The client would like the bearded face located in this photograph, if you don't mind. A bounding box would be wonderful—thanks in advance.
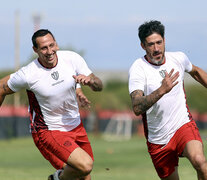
[141,33,165,65]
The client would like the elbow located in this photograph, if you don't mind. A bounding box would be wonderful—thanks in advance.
[134,111,141,117]
[132,106,142,116]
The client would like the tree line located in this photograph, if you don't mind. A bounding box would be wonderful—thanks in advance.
[1,70,206,113]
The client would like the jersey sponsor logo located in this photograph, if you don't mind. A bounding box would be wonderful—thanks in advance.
[159,70,167,78]
[63,140,72,147]
[51,71,59,80]
[52,80,64,86]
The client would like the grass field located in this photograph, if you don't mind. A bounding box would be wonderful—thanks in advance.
[0,132,207,180]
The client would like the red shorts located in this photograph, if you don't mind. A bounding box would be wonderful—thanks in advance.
[32,122,94,170]
[147,120,202,178]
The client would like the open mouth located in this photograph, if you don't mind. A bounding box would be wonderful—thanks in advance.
[153,52,161,56]
[46,54,55,61]
[153,53,162,60]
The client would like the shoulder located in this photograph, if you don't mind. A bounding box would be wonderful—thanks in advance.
[166,51,192,72]
[129,57,147,75]
[19,60,40,76]
[129,57,144,70]
[165,51,188,60]
[57,50,83,60]
[57,50,85,65]
[165,51,190,65]
[7,62,37,91]
[10,59,44,84]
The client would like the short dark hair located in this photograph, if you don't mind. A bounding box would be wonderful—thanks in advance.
[32,29,55,48]
[138,20,165,44]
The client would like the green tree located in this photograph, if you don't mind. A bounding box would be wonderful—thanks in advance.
[185,84,207,113]
[81,80,131,111]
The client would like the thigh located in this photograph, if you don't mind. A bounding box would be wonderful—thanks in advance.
[75,123,94,161]
[161,167,179,180]
[183,140,205,162]
[68,147,93,169]
[37,130,79,165]
[77,141,94,161]
[176,120,203,157]
[32,132,64,169]
[147,141,178,179]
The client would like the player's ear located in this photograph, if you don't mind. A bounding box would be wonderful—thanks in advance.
[56,43,60,51]
[141,42,146,50]
[33,46,38,53]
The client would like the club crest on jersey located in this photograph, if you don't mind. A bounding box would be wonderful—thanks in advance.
[159,70,167,78]
[51,71,59,80]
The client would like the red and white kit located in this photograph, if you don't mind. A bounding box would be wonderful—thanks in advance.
[129,51,193,145]
[8,50,92,133]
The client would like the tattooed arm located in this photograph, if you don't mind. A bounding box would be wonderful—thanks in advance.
[73,73,103,91]
[88,73,103,91]
[0,75,15,106]
[130,89,164,116]
[130,69,180,116]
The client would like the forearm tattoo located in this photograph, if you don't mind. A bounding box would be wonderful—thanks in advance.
[131,89,163,116]
[90,74,103,91]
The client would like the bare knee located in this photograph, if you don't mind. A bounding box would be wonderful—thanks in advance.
[66,148,93,177]
[63,158,93,179]
[191,154,207,171]
[78,158,93,176]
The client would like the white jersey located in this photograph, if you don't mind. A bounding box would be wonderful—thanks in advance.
[129,51,193,144]
[8,50,92,132]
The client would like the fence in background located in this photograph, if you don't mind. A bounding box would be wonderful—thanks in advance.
[0,106,207,139]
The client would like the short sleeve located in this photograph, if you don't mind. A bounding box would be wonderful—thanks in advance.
[73,52,92,76]
[128,60,146,94]
[179,52,192,72]
[7,67,28,92]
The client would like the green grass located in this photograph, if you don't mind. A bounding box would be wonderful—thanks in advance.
[0,132,207,180]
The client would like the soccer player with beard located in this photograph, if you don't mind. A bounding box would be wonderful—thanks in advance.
[129,20,207,180]
[0,29,103,180]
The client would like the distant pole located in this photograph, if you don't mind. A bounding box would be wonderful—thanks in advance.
[32,13,42,32]
[14,10,20,107]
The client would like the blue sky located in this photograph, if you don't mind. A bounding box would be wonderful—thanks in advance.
[1,0,207,71]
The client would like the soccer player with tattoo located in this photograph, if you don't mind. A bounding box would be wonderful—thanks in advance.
[129,20,207,180]
[0,29,103,180]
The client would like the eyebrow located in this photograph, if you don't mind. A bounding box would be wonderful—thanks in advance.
[147,40,163,45]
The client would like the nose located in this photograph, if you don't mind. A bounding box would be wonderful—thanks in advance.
[47,47,53,54]
[154,44,159,51]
